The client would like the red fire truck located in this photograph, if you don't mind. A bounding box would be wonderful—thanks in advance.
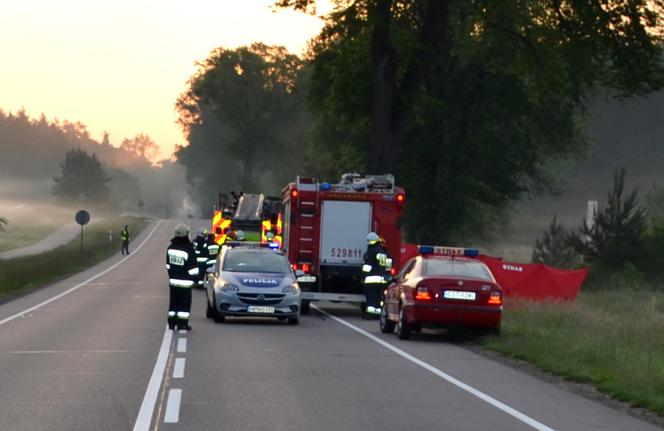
[281,174,405,313]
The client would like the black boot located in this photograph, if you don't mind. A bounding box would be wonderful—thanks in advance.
[167,316,176,330]
[177,319,192,331]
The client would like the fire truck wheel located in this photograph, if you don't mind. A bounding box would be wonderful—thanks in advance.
[300,300,311,314]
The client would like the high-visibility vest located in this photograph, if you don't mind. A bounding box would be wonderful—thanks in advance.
[211,211,232,245]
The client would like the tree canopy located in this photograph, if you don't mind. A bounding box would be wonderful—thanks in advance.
[52,149,111,205]
[278,0,664,242]
[175,43,308,205]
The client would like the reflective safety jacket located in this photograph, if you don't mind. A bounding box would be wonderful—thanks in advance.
[361,243,393,284]
[166,236,199,288]
[121,228,130,242]
[205,233,220,266]
[193,234,209,264]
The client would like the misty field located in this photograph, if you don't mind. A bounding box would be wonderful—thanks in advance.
[0,201,72,252]
[482,289,664,415]
[0,216,148,301]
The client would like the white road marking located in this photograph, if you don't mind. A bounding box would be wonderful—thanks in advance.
[164,389,182,423]
[312,304,556,431]
[177,338,187,353]
[7,350,132,354]
[132,328,173,431]
[0,221,162,327]
[173,358,186,378]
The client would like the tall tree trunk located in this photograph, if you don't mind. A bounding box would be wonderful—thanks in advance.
[367,0,452,175]
[367,0,397,175]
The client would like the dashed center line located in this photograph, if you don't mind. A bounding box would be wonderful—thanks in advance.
[177,338,187,353]
[164,389,182,423]
[173,358,186,378]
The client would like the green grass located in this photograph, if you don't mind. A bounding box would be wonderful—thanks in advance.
[481,289,664,415]
[244,230,261,242]
[0,216,149,301]
[0,224,58,252]
[0,204,73,252]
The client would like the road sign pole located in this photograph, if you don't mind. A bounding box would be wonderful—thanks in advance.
[75,210,90,255]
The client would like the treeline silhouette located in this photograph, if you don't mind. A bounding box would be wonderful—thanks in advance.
[0,109,186,215]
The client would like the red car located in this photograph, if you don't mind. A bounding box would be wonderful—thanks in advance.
[380,246,502,339]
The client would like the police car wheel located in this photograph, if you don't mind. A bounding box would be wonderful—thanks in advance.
[300,300,310,315]
[211,293,225,323]
[206,300,214,319]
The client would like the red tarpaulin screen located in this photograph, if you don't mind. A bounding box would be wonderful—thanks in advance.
[400,244,588,301]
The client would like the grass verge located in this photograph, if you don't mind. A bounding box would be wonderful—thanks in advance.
[480,289,664,416]
[0,204,72,252]
[0,216,149,301]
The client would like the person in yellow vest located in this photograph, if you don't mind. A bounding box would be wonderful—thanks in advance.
[121,225,130,255]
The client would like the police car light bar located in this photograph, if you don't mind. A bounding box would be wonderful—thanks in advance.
[418,245,479,257]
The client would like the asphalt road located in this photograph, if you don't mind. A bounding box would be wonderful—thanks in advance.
[0,220,660,431]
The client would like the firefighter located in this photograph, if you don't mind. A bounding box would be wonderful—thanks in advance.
[205,232,220,268]
[361,232,392,318]
[121,224,130,255]
[166,223,198,330]
[192,228,209,287]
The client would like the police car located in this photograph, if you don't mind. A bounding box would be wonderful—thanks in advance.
[205,242,301,324]
[380,246,502,339]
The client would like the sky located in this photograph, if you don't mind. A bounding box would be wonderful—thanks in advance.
[0,0,330,159]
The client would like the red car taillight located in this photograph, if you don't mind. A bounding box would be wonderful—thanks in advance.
[488,291,502,305]
[414,286,431,301]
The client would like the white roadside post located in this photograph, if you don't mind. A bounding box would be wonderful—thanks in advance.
[585,200,598,243]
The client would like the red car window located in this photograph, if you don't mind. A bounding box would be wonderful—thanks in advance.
[424,259,494,281]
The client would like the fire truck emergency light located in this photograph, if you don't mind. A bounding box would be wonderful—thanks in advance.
[418,245,479,257]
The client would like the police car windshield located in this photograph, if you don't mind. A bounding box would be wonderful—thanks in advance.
[424,259,494,281]
[222,250,289,273]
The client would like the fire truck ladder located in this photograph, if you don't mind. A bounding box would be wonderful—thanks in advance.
[295,177,318,265]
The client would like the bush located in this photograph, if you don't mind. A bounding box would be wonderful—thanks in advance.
[568,169,647,277]
[532,215,578,268]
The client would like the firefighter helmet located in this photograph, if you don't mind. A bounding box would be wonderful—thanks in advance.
[366,232,379,245]
[197,227,208,236]
[174,223,190,238]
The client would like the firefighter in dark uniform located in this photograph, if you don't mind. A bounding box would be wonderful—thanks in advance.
[121,225,130,255]
[361,232,393,318]
[193,228,209,287]
[205,232,220,269]
[166,223,198,330]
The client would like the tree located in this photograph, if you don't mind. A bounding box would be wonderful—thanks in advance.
[175,43,307,192]
[52,149,111,205]
[0,217,7,232]
[568,169,647,272]
[120,133,160,162]
[532,215,577,268]
[278,0,664,242]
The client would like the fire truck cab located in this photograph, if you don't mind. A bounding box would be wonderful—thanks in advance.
[281,174,405,313]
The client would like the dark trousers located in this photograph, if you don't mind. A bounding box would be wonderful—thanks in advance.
[121,240,129,255]
[363,282,386,308]
[168,286,192,329]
